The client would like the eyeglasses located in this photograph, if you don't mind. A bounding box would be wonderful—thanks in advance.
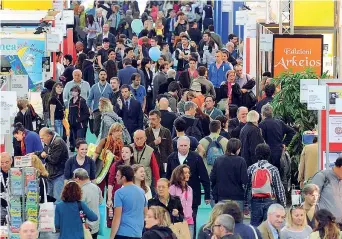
[290,204,303,211]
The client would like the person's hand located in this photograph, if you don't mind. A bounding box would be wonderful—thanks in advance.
[107,199,113,208]
[282,144,286,151]
[172,209,179,217]
[41,152,47,159]
[205,200,210,205]
[117,98,123,110]
[300,181,304,189]
[154,137,162,145]
[241,89,248,93]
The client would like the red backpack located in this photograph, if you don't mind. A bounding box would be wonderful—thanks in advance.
[251,163,273,198]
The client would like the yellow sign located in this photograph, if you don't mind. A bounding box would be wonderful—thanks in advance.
[2,0,52,10]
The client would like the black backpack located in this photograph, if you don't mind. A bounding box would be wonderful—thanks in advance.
[185,119,203,141]
[152,229,178,239]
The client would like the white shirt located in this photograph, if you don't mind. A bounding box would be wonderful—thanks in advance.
[152,127,161,140]
[178,152,188,165]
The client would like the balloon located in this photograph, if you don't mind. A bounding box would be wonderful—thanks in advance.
[149,47,161,61]
[131,19,144,34]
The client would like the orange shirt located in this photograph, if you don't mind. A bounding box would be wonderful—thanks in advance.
[192,95,205,108]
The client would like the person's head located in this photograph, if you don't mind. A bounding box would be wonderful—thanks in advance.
[204,95,215,110]
[102,23,109,33]
[102,38,110,49]
[51,82,63,97]
[13,123,26,141]
[181,35,190,46]
[177,136,190,156]
[169,9,176,18]
[70,85,81,99]
[130,73,141,88]
[180,88,189,101]
[203,202,229,230]
[76,53,87,67]
[125,47,134,59]
[188,58,197,70]
[158,98,169,110]
[184,101,197,116]
[120,84,131,100]
[216,115,228,130]
[209,120,221,134]
[170,164,191,190]
[215,51,223,63]
[314,209,340,238]
[173,118,186,133]
[87,50,96,60]
[73,168,90,185]
[145,206,171,229]
[132,164,148,192]
[221,50,229,62]
[267,204,286,229]
[303,184,320,207]
[160,63,169,73]
[141,57,151,69]
[61,180,82,202]
[234,64,243,78]
[286,205,307,228]
[156,178,170,198]
[110,77,120,91]
[226,42,234,53]
[75,42,84,53]
[116,165,134,185]
[226,70,236,83]
[19,221,38,239]
[255,143,271,162]
[0,152,12,173]
[229,34,238,46]
[226,138,242,155]
[203,31,211,42]
[123,58,132,67]
[132,35,138,45]
[237,107,248,123]
[222,201,243,223]
[98,97,113,113]
[98,69,107,82]
[72,69,82,83]
[167,69,176,80]
[213,214,235,238]
[108,123,123,141]
[246,110,259,125]
[177,11,185,21]
[261,103,273,120]
[134,129,146,147]
[108,48,116,61]
[149,110,161,129]
[265,83,276,97]
[167,81,180,96]
[39,127,55,145]
[198,66,207,77]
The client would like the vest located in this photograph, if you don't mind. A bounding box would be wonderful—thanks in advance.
[131,144,154,186]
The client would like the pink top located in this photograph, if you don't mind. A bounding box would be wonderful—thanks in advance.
[169,185,194,225]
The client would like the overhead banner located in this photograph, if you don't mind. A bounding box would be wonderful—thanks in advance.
[272,35,323,78]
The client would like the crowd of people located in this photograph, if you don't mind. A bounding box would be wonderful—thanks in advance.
[1,1,342,239]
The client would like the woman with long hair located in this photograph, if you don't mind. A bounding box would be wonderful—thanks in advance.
[55,181,97,239]
[12,122,43,156]
[85,14,100,50]
[49,82,65,136]
[195,107,210,136]
[310,209,342,239]
[143,206,176,239]
[105,60,118,82]
[132,164,152,200]
[75,53,87,70]
[169,164,194,238]
[281,205,312,239]
[106,145,135,227]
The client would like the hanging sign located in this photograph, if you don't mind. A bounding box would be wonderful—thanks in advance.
[62,10,74,25]
[260,34,273,52]
[235,11,247,25]
[222,0,233,12]
[300,79,318,103]
[307,85,327,110]
[46,33,60,52]
[14,156,32,168]
[11,75,29,99]
[0,91,17,116]
[0,108,11,135]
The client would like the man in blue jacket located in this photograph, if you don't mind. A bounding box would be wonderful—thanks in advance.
[208,50,231,98]
[118,58,145,86]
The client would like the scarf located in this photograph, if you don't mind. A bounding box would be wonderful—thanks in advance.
[227,82,232,104]
[188,68,198,82]
[20,131,26,156]
[101,136,124,166]
[135,144,145,151]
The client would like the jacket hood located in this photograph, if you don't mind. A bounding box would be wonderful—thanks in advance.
[103,111,120,120]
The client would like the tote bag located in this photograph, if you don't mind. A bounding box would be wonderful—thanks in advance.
[38,179,55,232]
[169,221,191,239]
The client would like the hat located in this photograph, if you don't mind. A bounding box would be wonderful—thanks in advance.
[190,82,201,92]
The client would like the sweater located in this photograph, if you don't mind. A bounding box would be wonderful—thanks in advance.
[87,82,113,111]
[169,185,194,224]
[64,155,96,180]
[208,62,231,88]
[23,130,43,154]
[55,201,98,239]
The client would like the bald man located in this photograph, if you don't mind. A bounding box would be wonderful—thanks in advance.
[1,152,12,224]
[19,221,38,239]
[130,130,160,187]
[63,69,91,107]
[159,98,177,133]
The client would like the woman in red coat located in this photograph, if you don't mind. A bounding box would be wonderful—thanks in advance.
[105,145,135,227]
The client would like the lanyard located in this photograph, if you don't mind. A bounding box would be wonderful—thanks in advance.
[97,82,108,96]
[136,146,146,164]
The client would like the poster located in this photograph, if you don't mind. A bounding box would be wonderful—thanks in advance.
[222,0,233,12]
[329,116,342,143]
[300,79,318,103]
[11,75,29,99]
[0,108,11,135]
[0,91,17,116]
[46,33,61,52]
[307,85,327,110]
[272,35,323,77]
[323,152,342,168]
[329,86,342,109]
[235,11,247,25]
[14,156,32,168]
[336,98,342,112]
[42,57,50,73]
[260,34,273,52]
[0,75,9,89]
[245,23,256,38]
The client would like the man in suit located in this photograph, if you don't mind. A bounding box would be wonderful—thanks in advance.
[228,106,248,138]
[115,84,143,138]
[166,136,210,238]
[96,24,116,49]
[118,58,145,86]
[145,110,173,177]
[95,9,105,30]
[258,204,285,239]
[165,9,177,52]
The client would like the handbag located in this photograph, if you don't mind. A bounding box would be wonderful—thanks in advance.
[38,179,56,232]
[77,201,93,239]
[169,221,191,239]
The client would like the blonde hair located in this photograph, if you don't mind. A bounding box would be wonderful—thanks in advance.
[31,155,49,177]
[226,70,236,79]
[17,99,29,110]
[203,203,228,230]
[108,122,123,135]
[286,206,308,229]
[157,178,170,187]
[99,98,113,113]
[149,206,171,227]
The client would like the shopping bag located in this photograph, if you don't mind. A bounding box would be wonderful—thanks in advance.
[95,150,114,184]
[169,221,191,239]
[83,224,93,239]
[38,179,55,232]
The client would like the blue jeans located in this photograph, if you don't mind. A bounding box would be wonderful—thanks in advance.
[70,126,87,149]
[250,198,275,226]
[54,119,63,137]
[47,174,65,203]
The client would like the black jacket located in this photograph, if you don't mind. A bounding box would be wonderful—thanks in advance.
[239,122,264,167]
[36,135,69,179]
[178,70,192,89]
[255,96,273,114]
[228,118,246,139]
[188,28,202,45]
[143,225,176,239]
[96,32,116,49]
[174,43,197,72]
[82,60,95,86]
[14,108,36,131]
[61,65,75,86]
[115,98,143,136]
[160,110,177,134]
[210,155,248,201]
[148,196,184,223]
[166,151,210,206]
[142,68,154,96]
[219,82,242,106]
[68,97,90,129]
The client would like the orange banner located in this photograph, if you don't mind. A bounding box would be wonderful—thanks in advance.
[272,35,323,77]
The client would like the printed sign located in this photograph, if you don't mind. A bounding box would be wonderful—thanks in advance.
[235,11,247,25]
[14,156,32,168]
[300,79,318,103]
[11,75,29,99]
[329,116,342,143]
[0,108,11,135]
[46,33,60,52]
[222,0,233,12]
[0,91,17,116]
[307,85,327,110]
[272,35,323,77]
[260,34,273,52]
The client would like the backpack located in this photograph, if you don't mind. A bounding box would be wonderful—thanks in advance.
[251,162,273,198]
[280,150,291,192]
[152,229,178,239]
[185,119,203,141]
[205,136,224,165]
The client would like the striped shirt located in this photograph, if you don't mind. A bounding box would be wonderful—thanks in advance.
[245,160,286,207]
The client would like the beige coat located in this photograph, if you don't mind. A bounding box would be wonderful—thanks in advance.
[258,221,279,239]
[298,143,319,183]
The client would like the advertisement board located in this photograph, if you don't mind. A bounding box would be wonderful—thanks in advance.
[272,35,323,78]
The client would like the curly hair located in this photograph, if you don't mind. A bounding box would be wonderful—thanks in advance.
[61,181,82,202]
[170,164,190,192]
